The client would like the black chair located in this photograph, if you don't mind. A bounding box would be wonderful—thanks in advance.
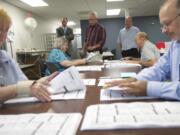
[39,60,59,76]
[45,62,59,74]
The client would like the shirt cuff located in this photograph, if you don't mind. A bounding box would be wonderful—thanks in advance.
[16,81,34,97]
[147,81,161,97]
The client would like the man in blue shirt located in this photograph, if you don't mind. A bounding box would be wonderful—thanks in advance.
[106,0,180,100]
[117,17,140,58]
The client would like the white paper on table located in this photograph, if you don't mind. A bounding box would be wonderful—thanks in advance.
[81,102,180,131]
[0,113,82,135]
[120,72,136,78]
[100,89,158,101]
[48,66,86,94]
[98,78,122,86]
[75,66,103,71]
[105,62,141,69]
[83,79,96,86]
[103,60,122,63]
[5,89,86,104]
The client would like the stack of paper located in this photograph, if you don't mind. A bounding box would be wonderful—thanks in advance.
[76,66,103,71]
[105,63,141,69]
[0,113,82,135]
[5,66,87,104]
[48,66,85,94]
[100,88,157,101]
[98,78,122,86]
[83,79,96,86]
[103,60,122,63]
[5,89,86,104]
[81,102,180,130]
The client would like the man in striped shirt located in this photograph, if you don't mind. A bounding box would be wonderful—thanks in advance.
[83,11,106,54]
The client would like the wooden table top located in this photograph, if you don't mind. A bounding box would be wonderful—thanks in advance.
[1,64,180,135]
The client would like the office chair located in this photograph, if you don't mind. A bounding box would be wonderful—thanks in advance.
[45,62,59,74]
[39,59,59,76]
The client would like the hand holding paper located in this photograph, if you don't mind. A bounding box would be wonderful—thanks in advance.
[47,66,86,94]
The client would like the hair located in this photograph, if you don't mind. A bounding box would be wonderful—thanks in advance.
[0,8,11,31]
[61,17,68,21]
[88,11,98,18]
[53,37,68,49]
[136,32,149,40]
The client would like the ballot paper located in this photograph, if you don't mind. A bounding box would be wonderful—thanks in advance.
[98,78,122,86]
[0,113,82,135]
[103,60,122,63]
[81,102,180,130]
[83,79,96,86]
[48,66,86,94]
[5,89,86,104]
[105,62,141,69]
[120,72,136,78]
[75,66,103,71]
[100,88,157,101]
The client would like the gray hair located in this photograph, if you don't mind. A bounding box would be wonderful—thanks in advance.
[88,11,98,18]
[53,37,68,49]
[136,32,149,40]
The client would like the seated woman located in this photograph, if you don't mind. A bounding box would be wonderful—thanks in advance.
[47,37,87,73]
[0,8,57,103]
[122,32,160,67]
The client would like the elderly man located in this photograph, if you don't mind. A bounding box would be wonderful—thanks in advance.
[123,32,160,67]
[106,0,180,100]
[56,17,74,57]
[117,17,140,58]
[83,11,106,54]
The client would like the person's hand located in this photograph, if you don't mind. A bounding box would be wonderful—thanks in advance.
[30,81,51,102]
[118,80,147,96]
[87,46,93,51]
[30,72,59,102]
[105,78,147,96]
[105,78,137,88]
[38,71,59,84]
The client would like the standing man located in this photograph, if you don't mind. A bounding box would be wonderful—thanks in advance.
[83,11,106,54]
[106,0,180,100]
[56,17,74,57]
[117,17,140,58]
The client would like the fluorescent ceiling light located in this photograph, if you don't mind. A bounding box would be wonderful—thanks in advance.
[107,0,124,2]
[67,21,76,26]
[107,9,121,16]
[20,0,48,7]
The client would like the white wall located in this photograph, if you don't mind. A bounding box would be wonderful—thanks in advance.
[0,1,53,60]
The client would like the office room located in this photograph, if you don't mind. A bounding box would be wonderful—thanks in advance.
[0,0,180,135]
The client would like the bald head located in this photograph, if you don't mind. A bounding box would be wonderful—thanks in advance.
[88,11,98,26]
[159,0,180,40]
[125,17,133,29]
[160,0,180,13]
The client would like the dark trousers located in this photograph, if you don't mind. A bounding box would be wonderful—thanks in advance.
[122,48,140,58]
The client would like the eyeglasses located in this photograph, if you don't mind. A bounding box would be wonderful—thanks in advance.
[161,14,179,31]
